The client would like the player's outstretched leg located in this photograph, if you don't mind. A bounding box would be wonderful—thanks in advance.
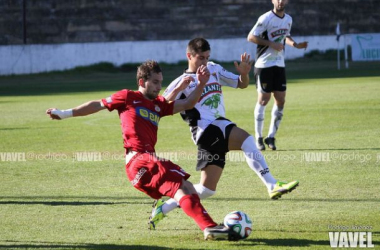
[148,199,166,230]
[179,194,237,241]
[269,180,299,200]
[204,225,240,241]
[148,183,216,229]
[240,135,299,199]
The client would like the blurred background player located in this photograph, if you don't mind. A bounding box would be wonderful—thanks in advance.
[148,38,299,230]
[46,60,239,241]
[247,0,308,150]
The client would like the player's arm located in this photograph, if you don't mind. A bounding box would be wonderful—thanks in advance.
[46,100,106,120]
[172,65,209,114]
[233,52,253,89]
[247,34,284,52]
[286,36,308,49]
[164,76,194,102]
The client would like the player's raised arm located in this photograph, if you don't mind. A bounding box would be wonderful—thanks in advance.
[172,65,210,114]
[234,52,253,89]
[46,100,106,120]
[164,76,194,102]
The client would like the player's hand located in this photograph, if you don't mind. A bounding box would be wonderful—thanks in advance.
[271,42,284,52]
[178,76,195,91]
[46,108,73,120]
[46,108,62,120]
[234,52,253,75]
[196,65,210,85]
[295,41,308,49]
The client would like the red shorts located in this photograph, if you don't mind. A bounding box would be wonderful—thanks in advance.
[126,152,191,199]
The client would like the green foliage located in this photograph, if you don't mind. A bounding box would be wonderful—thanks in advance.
[298,46,352,61]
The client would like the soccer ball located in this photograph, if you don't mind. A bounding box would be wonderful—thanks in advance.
[224,211,253,239]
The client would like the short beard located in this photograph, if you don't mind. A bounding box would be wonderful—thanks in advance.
[146,92,158,100]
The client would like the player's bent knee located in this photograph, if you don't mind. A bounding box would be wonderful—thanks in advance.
[180,180,197,195]
[193,184,216,199]
[259,100,269,106]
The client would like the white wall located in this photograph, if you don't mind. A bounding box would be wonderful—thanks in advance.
[0,35,348,75]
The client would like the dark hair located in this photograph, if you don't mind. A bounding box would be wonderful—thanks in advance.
[136,60,162,86]
[187,38,211,55]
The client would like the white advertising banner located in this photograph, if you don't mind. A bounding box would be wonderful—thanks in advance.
[351,33,380,61]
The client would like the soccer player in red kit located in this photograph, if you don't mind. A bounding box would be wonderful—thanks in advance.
[46,60,239,241]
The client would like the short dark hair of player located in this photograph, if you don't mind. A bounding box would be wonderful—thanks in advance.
[187,38,211,55]
[136,60,162,86]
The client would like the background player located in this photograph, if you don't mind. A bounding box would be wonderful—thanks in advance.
[148,38,299,230]
[46,60,239,241]
[247,0,308,150]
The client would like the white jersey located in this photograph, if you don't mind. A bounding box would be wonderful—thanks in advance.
[249,10,292,68]
[163,61,239,143]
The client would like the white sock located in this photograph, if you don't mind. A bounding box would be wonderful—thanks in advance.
[254,103,266,139]
[193,184,216,199]
[161,184,215,215]
[161,198,179,215]
[241,136,277,191]
[268,104,284,138]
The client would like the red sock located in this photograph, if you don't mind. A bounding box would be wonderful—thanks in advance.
[178,194,217,231]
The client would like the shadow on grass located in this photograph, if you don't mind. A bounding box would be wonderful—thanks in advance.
[2,238,379,249]
[0,241,178,250]
[246,237,369,247]
[0,196,153,206]
[243,237,380,248]
[0,201,136,206]
[1,196,379,204]
[211,197,380,203]
[244,237,331,247]
[0,127,31,131]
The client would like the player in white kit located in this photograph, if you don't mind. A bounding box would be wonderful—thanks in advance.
[247,0,308,150]
[148,38,299,230]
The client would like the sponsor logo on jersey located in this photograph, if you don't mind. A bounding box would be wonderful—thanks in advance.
[199,83,222,102]
[201,94,221,116]
[271,29,288,38]
[136,107,160,126]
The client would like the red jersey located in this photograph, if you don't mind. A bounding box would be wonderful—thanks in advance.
[102,89,174,153]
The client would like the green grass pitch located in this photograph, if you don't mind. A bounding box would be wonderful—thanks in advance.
[0,61,379,249]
